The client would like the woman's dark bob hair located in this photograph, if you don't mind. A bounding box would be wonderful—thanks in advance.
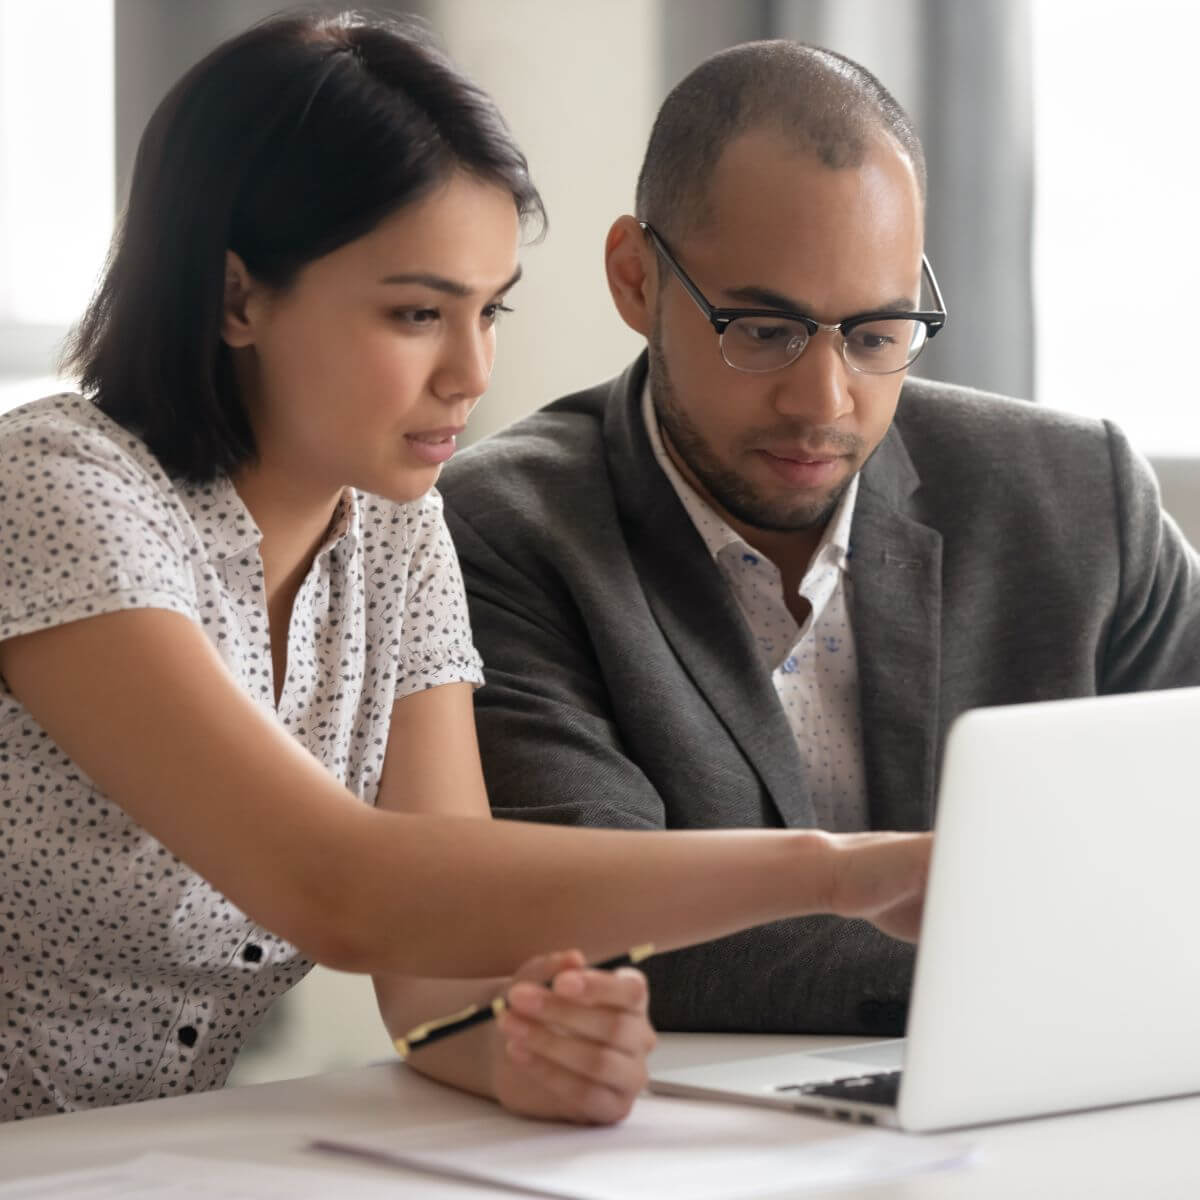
[64,10,545,482]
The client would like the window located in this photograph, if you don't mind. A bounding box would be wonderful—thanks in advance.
[0,0,113,408]
[1032,0,1200,456]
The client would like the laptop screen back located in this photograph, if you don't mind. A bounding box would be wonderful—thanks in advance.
[899,686,1200,1131]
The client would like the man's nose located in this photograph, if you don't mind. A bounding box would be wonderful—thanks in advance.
[768,330,854,424]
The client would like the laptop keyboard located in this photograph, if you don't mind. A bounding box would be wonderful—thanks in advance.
[778,1068,902,1108]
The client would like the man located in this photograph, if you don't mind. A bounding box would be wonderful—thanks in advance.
[439,42,1200,1035]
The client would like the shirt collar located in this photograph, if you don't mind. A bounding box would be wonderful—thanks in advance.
[641,381,858,573]
[322,487,361,559]
[176,476,360,564]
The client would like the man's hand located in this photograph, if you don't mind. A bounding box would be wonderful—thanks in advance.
[826,831,933,942]
[490,949,657,1124]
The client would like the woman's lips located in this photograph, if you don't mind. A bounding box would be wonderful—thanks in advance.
[405,429,461,465]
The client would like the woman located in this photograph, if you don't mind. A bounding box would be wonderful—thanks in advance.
[0,11,930,1123]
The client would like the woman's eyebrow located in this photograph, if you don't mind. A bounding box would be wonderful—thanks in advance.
[378,265,523,297]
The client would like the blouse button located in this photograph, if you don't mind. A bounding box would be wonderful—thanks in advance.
[242,944,263,963]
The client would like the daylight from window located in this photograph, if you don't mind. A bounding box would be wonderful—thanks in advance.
[0,0,113,408]
[1032,0,1200,456]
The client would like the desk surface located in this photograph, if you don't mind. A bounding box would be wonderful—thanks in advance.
[2,1033,1196,1198]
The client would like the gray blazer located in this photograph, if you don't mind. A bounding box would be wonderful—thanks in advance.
[440,354,1200,1035]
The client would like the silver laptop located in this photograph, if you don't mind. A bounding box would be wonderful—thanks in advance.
[651,687,1200,1132]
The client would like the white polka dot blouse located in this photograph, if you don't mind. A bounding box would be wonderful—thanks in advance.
[0,394,483,1120]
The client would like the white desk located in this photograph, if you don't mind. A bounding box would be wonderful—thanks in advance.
[2,1033,1197,1197]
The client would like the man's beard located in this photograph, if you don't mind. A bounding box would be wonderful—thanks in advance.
[647,328,860,534]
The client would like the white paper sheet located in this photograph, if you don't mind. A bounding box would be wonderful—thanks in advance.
[313,1095,974,1200]
[0,1152,402,1200]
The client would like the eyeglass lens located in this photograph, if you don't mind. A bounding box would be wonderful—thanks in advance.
[721,316,928,375]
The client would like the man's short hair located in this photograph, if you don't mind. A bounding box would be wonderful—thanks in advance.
[635,41,926,240]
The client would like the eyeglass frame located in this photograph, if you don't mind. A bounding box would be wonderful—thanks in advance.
[639,221,947,376]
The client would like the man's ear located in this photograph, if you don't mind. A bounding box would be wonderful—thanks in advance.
[221,251,262,348]
[604,216,658,338]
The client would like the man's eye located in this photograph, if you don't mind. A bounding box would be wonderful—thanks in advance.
[730,320,794,344]
[858,332,896,349]
[846,324,903,352]
[748,324,788,342]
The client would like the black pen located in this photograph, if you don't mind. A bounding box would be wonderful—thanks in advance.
[393,943,655,1059]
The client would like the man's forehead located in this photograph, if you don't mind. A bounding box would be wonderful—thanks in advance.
[715,125,873,175]
[703,127,922,225]
[673,131,925,315]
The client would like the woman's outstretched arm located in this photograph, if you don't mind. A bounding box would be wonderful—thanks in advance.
[370,683,656,1123]
[0,607,930,978]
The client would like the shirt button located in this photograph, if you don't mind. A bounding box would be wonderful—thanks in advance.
[242,944,263,963]
[178,1025,198,1047]
[781,656,798,674]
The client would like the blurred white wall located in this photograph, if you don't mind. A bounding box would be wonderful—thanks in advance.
[432,0,655,444]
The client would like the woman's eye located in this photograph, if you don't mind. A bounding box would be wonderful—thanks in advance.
[482,302,515,325]
[390,308,439,326]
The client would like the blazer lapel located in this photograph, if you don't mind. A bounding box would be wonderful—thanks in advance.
[599,357,944,832]
[602,357,816,828]
[851,424,944,830]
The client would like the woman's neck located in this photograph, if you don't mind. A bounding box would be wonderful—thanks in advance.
[232,460,345,707]
[231,461,344,607]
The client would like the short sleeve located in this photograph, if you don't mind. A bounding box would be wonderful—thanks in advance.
[392,489,484,699]
[0,400,200,660]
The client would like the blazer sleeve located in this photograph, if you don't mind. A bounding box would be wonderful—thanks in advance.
[1100,421,1200,691]
[443,500,669,830]
[444,498,915,1036]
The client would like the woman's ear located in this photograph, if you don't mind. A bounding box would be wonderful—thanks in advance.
[220,251,261,348]
[604,216,659,338]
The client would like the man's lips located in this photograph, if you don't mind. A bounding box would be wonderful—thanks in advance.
[758,442,848,464]
[764,450,840,465]
[755,447,847,486]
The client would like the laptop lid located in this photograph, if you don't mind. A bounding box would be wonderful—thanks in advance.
[650,688,1200,1132]
[899,685,1200,1130]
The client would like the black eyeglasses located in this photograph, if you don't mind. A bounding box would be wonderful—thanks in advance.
[640,222,946,376]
